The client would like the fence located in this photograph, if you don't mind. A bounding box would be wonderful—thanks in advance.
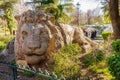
[0,61,17,80]
[0,61,90,80]
[0,61,65,80]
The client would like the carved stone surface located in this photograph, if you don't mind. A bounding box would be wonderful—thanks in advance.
[15,10,97,67]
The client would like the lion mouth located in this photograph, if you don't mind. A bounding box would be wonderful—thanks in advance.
[25,53,46,65]
[25,53,44,56]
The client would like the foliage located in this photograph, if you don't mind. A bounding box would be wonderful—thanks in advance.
[41,0,54,5]
[111,39,120,53]
[0,41,6,52]
[82,49,105,67]
[103,14,111,24]
[34,0,74,24]
[0,0,19,34]
[0,35,14,43]
[101,2,111,24]
[107,55,120,79]
[60,43,81,55]
[44,4,62,20]
[107,39,120,79]
[58,13,73,24]
[102,32,112,40]
[49,43,81,78]
[0,36,14,51]
[88,60,113,79]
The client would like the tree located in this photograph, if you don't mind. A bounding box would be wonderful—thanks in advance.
[101,2,111,24]
[70,10,86,25]
[101,0,120,39]
[70,8,102,25]
[108,0,120,39]
[0,0,19,35]
[86,10,92,24]
[27,0,74,24]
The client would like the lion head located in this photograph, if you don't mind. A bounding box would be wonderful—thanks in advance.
[15,10,64,66]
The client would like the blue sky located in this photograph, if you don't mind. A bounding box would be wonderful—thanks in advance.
[73,0,101,12]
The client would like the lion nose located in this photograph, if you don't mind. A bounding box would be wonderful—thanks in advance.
[28,46,38,51]
[28,41,39,51]
[27,40,40,51]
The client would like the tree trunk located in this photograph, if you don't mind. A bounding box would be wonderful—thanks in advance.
[109,0,120,39]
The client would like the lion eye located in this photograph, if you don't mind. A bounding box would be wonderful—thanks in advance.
[22,31,28,40]
[22,31,28,36]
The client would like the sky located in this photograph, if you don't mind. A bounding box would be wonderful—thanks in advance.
[73,0,101,12]
[23,0,102,13]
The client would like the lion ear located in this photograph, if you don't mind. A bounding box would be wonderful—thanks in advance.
[14,15,20,21]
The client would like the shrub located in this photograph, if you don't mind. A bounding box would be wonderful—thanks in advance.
[82,49,105,66]
[0,41,6,52]
[0,36,14,52]
[0,36,14,43]
[88,60,114,79]
[60,43,81,56]
[107,55,120,79]
[107,39,120,79]
[49,43,81,78]
[102,32,112,40]
[111,39,120,53]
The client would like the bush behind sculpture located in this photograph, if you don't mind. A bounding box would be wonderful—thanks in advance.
[50,43,81,79]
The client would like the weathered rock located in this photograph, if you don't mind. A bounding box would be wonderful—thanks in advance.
[14,10,97,67]
[0,38,15,62]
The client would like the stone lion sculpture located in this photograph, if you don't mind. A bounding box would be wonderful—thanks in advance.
[14,10,96,67]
